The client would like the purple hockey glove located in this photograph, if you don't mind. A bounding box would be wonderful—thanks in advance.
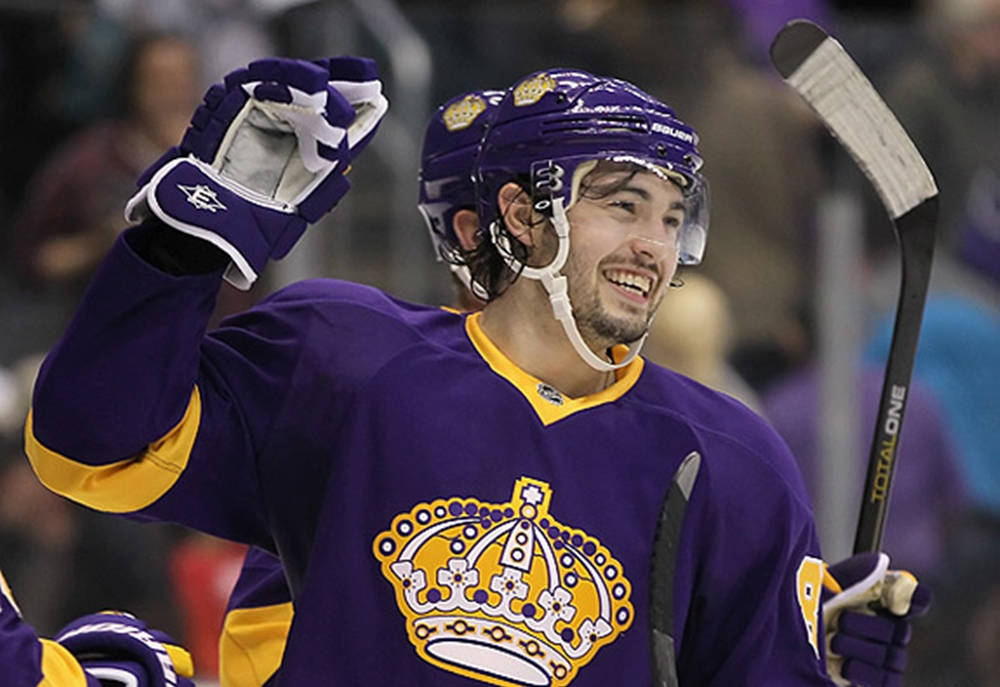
[125,56,388,289]
[55,612,196,687]
[823,552,932,687]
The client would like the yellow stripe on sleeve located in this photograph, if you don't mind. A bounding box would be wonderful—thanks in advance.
[218,602,294,687]
[24,387,202,513]
[36,639,89,687]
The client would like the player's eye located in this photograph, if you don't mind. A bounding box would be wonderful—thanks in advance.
[662,215,684,244]
[609,200,636,213]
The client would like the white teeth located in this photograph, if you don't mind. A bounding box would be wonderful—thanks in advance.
[604,269,652,296]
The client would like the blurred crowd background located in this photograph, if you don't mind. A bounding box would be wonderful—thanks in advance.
[0,0,997,684]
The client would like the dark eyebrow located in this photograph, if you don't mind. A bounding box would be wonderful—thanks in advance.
[616,185,685,211]
[616,185,650,201]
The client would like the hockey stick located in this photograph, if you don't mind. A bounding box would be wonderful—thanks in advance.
[649,451,701,687]
[769,20,938,554]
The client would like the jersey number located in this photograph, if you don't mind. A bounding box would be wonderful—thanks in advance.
[795,556,824,658]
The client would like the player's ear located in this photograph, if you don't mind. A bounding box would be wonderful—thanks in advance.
[496,182,537,246]
[452,209,480,251]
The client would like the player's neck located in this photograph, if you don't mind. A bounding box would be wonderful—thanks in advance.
[479,283,614,398]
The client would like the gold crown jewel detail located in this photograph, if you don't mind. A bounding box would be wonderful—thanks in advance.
[443,95,488,132]
[514,74,557,107]
[373,477,633,687]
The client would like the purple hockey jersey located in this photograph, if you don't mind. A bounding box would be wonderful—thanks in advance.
[218,547,292,687]
[26,230,833,686]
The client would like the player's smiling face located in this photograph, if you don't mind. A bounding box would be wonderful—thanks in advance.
[562,169,684,347]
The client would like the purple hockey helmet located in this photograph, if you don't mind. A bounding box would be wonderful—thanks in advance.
[418,90,505,265]
[475,69,709,266]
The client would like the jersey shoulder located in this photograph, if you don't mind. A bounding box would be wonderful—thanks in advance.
[257,278,449,324]
[214,279,470,383]
[634,361,813,512]
[231,278,467,347]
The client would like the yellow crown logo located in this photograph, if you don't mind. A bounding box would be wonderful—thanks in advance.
[373,477,633,687]
[442,94,488,131]
[513,74,557,107]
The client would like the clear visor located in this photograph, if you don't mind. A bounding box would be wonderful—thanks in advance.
[417,201,454,263]
[677,178,709,266]
[535,155,709,266]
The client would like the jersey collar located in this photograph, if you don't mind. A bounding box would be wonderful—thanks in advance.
[464,311,644,426]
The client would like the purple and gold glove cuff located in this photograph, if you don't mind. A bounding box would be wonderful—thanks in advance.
[127,157,304,290]
[56,613,194,687]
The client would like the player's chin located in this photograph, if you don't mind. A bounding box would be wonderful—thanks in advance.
[593,306,649,345]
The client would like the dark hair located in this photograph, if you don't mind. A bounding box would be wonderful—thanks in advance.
[460,161,650,300]
[460,176,531,301]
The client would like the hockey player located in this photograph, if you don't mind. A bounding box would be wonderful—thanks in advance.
[217,83,928,687]
[25,58,927,685]
[0,566,195,687]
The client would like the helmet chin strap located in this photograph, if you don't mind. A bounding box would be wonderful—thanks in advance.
[489,197,647,372]
[451,264,491,302]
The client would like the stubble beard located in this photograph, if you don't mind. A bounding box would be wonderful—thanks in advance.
[529,224,667,352]
[568,258,662,349]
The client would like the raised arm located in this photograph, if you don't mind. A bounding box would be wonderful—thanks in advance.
[25,57,387,544]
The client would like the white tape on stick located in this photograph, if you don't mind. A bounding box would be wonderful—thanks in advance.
[785,37,938,219]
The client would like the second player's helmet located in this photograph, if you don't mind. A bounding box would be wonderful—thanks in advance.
[473,69,710,371]
[418,90,504,269]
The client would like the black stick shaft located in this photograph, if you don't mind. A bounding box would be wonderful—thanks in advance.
[853,198,937,553]
[650,451,701,687]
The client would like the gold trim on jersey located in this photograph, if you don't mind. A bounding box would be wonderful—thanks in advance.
[38,639,89,687]
[24,387,202,513]
[464,312,644,425]
[796,556,825,659]
[219,602,294,687]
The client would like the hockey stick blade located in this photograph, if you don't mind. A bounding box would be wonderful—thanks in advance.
[649,451,701,687]
[771,20,937,219]
[770,20,939,553]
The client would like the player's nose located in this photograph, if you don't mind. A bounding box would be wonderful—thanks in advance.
[625,230,673,264]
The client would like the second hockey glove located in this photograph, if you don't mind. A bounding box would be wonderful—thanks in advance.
[822,552,932,687]
[55,611,196,687]
[126,56,388,289]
